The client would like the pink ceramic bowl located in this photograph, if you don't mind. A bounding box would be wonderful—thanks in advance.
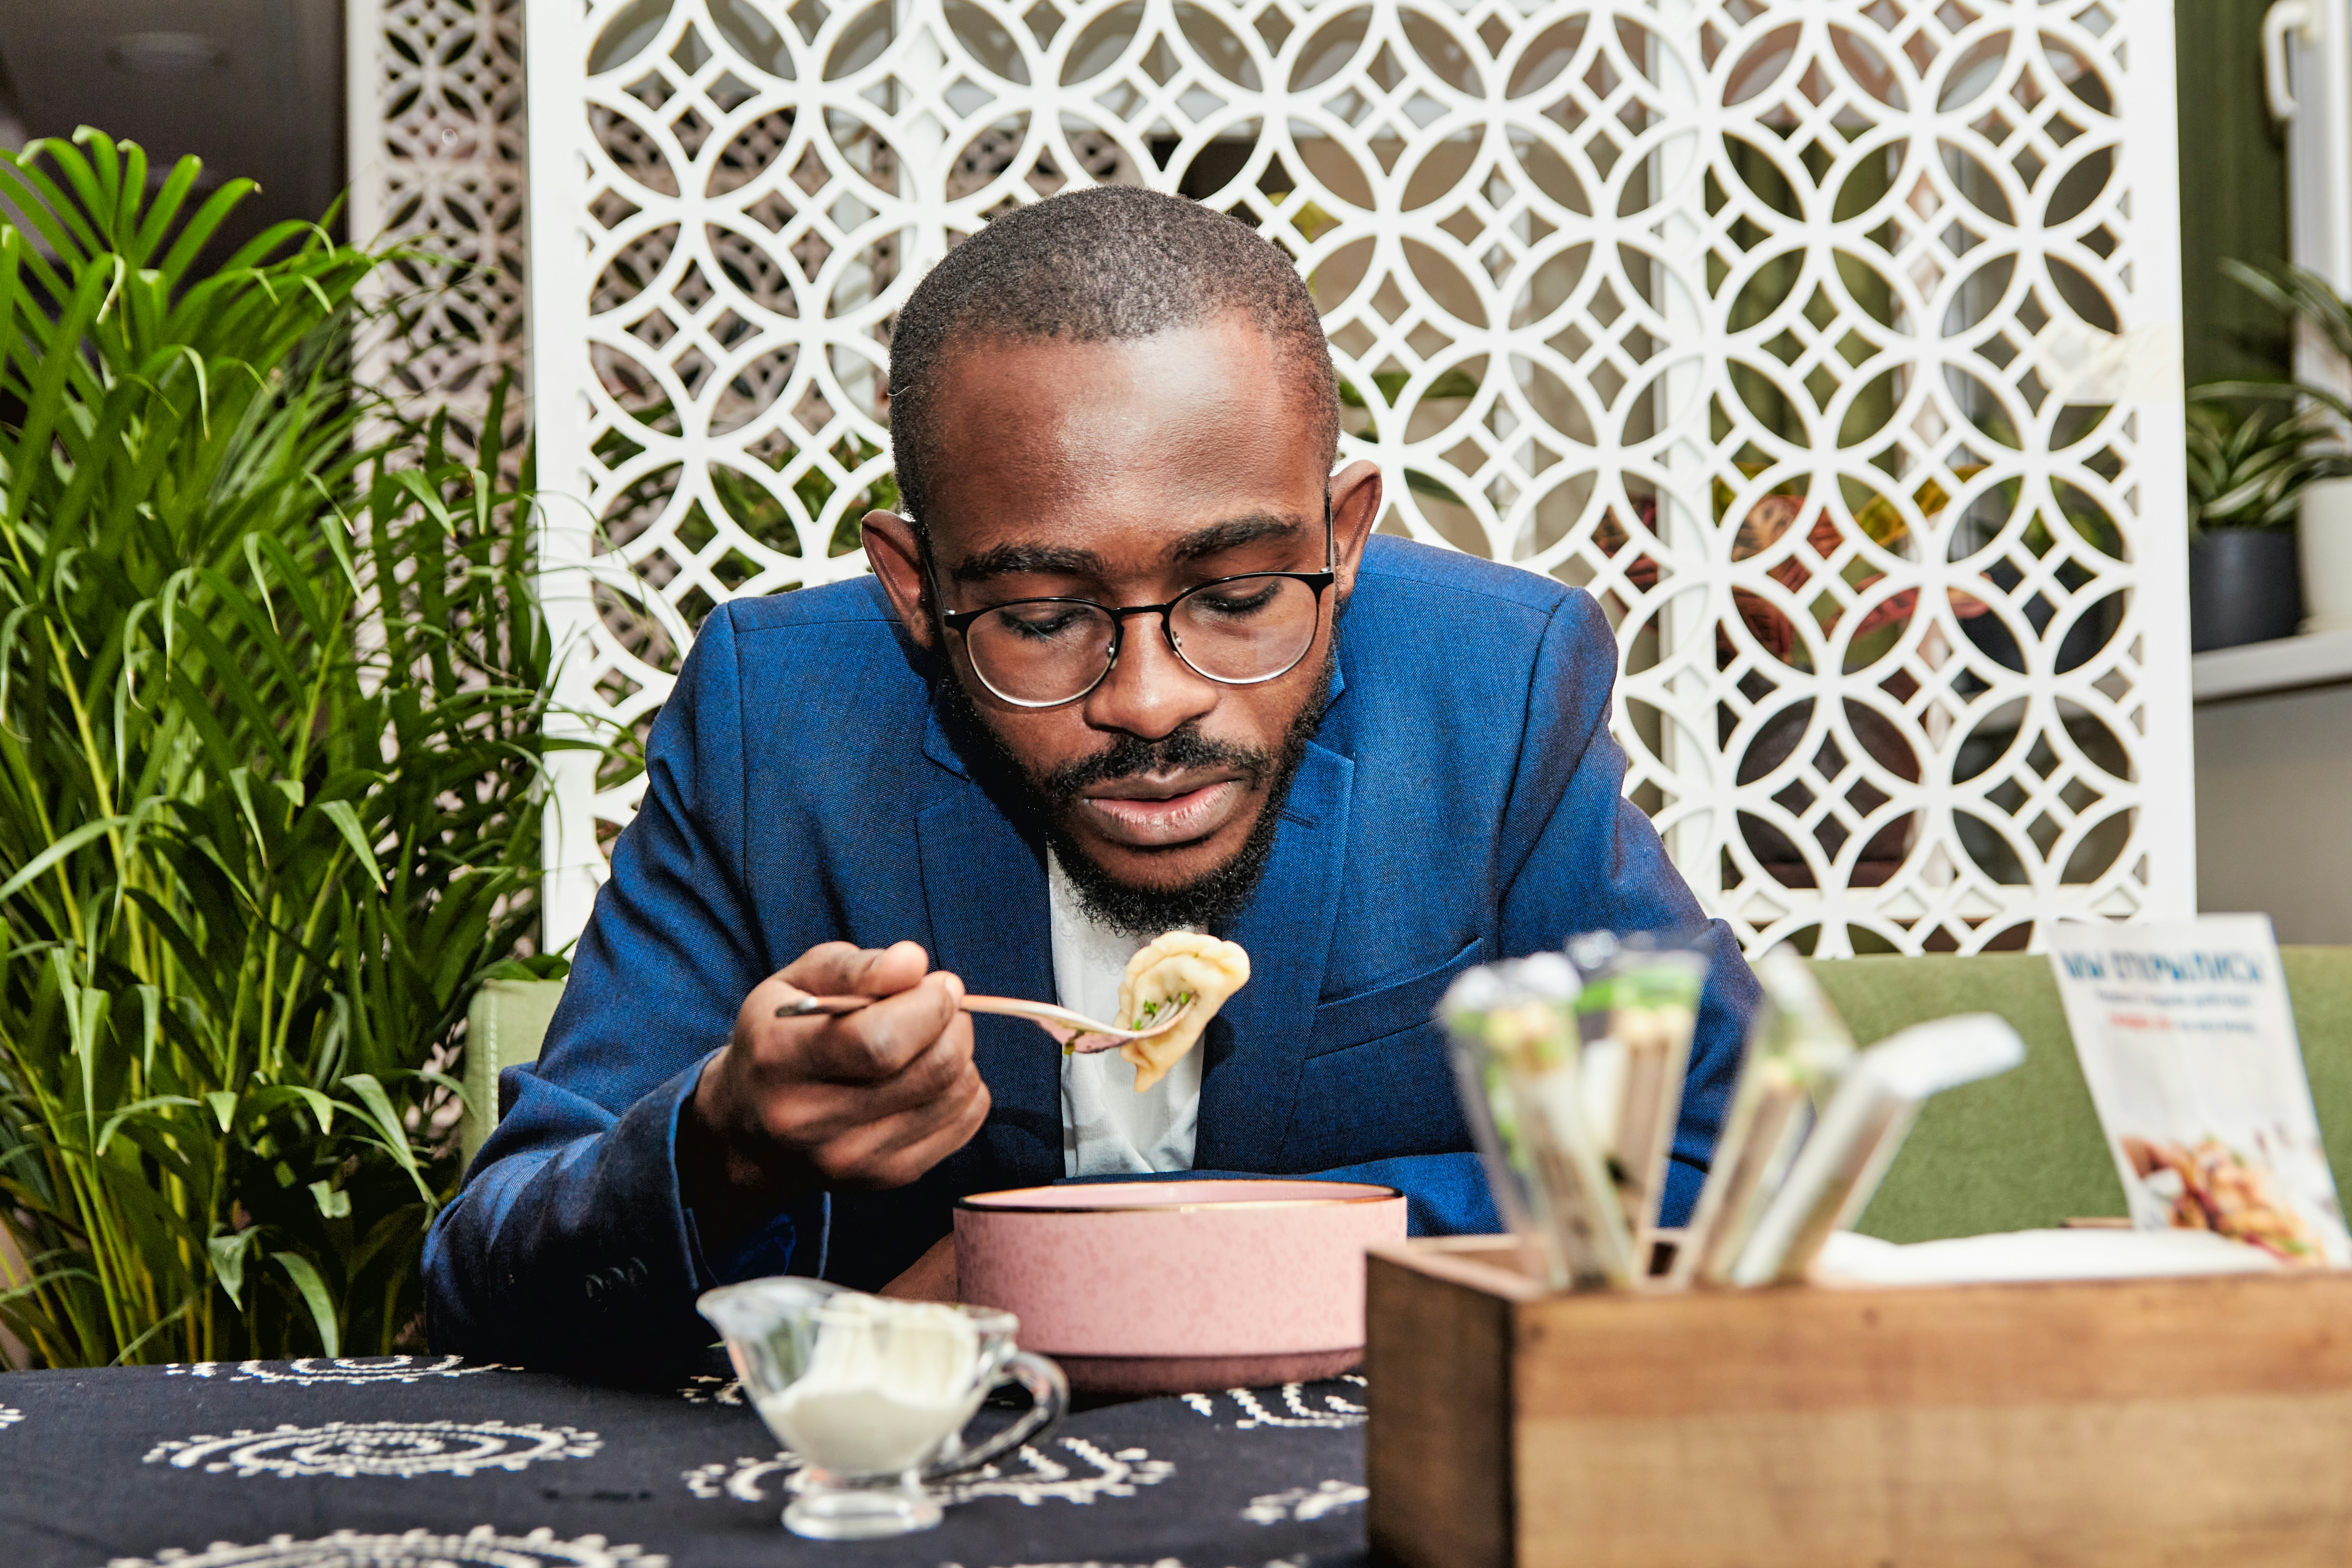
[954,1178,1408,1394]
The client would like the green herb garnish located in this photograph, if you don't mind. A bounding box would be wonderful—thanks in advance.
[1129,992,1195,1028]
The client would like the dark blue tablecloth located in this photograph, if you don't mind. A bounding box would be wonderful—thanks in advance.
[0,1356,1371,1568]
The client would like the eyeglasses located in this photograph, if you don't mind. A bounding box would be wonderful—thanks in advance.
[929,510,1340,716]
[939,569,1336,708]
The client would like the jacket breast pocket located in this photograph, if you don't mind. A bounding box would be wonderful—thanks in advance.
[1278,937,1486,1171]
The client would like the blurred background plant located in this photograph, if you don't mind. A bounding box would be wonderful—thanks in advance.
[2186,258,2352,535]
[2224,257,2352,370]
[0,129,578,1366]
[2184,393,2352,535]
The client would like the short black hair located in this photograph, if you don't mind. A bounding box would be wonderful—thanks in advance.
[886,187,1340,537]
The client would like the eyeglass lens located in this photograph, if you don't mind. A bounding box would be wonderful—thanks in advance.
[963,574,1321,705]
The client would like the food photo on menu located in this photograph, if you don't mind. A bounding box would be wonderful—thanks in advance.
[2049,916,2352,1268]
[16,7,2352,1567]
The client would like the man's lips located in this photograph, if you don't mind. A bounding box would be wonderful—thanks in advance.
[1074,777,1247,848]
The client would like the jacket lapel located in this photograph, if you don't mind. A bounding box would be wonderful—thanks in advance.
[1194,739,1354,1169]
[914,712,1061,1180]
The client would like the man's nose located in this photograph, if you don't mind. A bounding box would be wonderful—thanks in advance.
[1080,613,1218,740]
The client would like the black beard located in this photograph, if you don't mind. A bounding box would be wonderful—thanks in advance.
[931,641,1335,940]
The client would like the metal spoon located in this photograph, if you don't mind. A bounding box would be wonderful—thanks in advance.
[775,991,1195,1051]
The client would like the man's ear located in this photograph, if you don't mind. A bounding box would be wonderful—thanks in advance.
[1327,459,1383,599]
[861,509,936,651]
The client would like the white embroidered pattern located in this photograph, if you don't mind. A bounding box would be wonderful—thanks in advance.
[163,1356,509,1386]
[686,1436,1173,1505]
[1242,1480,1369,1524]
[143,1420,601,1479]
[1181,1378,1367,1430]
[0,1403,21,1429]
[676,1373,744,1404]
[101,1526,661,1568]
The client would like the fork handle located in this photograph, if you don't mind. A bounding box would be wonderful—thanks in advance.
[774,993,1107,1028]
[775,991,1167,1041]
[772,994,878,1017]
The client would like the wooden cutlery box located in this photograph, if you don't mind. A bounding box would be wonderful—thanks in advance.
[1365,1237,2352,1568]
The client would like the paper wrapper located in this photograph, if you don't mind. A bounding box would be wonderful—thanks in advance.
[1567,932,1708,1250]
[1675,950,1856,1288]
[1442,955,1635,1291]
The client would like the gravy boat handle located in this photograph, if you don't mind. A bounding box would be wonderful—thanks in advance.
[924,1349,1067,1479]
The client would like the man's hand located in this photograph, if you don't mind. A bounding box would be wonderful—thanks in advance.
[679,941,991,1247]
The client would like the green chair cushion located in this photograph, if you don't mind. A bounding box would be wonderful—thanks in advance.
[459,977,568,1165]
[1809,947,2352,1243]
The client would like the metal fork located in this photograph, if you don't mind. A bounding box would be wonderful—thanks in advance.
[774,991,1195,1051]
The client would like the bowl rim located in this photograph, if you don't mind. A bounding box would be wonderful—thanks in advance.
[954,1179,1405,1215]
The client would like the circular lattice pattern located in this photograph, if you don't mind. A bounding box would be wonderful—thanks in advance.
[352,0,530,465]
[165,1356,508,1386]
[103,1527,659,1568]
[144,1420,601,1479]
[514,0,2184,960]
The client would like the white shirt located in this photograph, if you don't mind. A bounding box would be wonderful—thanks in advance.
[1048,853,1202,1176]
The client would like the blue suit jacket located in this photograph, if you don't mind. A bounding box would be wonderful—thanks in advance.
[423,537,1759,1371]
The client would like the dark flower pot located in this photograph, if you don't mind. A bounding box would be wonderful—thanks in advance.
[2189,530,2301,652]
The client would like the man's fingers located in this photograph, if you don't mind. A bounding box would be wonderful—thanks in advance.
[815,1014,975,1114]
[711,939,985,1199]
[809,1073,992,1189]
[871,1077,993,1187]
[759,1014,976,1144]
[798,970,965,1082]
[856,940,933,998]
[775,939,932,1001]
[773,941,866,998]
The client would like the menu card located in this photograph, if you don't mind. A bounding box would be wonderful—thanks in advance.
[2047,916,2349,1267]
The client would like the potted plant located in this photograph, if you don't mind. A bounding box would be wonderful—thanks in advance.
[2183,394,2345,651]
[0,132,588,1365]
[2221,260,2352,635]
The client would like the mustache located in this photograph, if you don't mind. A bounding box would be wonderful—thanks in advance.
[1041,725,1278,808]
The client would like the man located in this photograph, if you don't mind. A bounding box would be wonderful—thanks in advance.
[424,188,1759,1372]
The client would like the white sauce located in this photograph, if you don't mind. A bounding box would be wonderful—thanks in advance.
[753,1295,986,1476]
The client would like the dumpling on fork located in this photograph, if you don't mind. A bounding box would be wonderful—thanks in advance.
[1111,932,1250,1093]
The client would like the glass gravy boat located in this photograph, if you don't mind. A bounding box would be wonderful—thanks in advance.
[699,1277,1066,1539]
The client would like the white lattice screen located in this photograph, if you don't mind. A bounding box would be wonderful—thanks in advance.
[465,0,2195,956]
[348,0,531,457]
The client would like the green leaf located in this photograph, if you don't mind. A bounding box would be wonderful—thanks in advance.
[319,799,386,891]
[226,766,269,854]
[0,815,129,902]
[132,984,163,1077]
[209,1231,257,1309]
[290,1086,335,1135]
[308,1180,352,1219]
[93,1096,203,1157]
[273,1251,340,1357]
[341,1072,429,1202]
[205,1091,237,1132]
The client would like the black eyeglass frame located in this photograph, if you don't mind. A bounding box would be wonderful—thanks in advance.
[930,515,1337,710]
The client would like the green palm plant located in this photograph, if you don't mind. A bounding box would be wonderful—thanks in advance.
[0,130,569,1365]
[2184,395,2352,535]
[2223,257,2352,365]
